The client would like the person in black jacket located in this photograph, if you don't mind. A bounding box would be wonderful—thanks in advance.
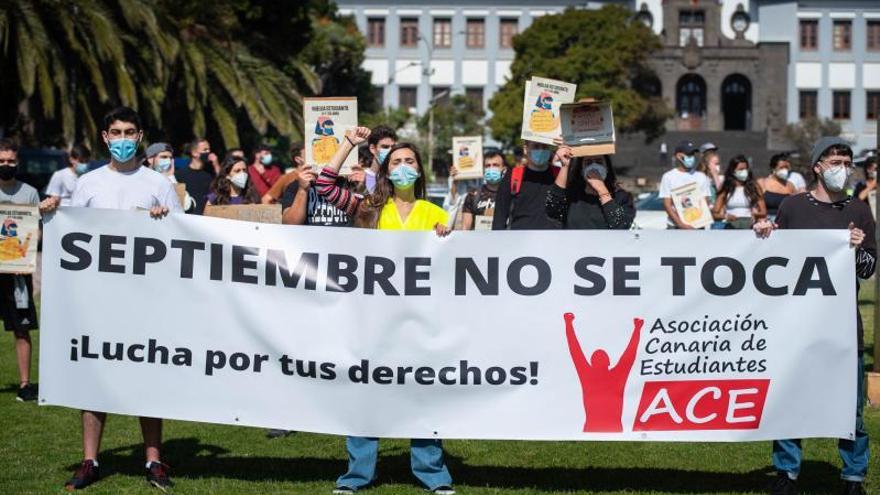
[545,145,634,229]
[492,140,561,230]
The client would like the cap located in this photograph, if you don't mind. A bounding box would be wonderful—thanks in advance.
[810,136,850,167]
[145,142,172,159]
[674,140,698,155]
[699,142,717,153]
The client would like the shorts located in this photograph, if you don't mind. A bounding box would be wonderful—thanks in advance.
[0,274,38,336]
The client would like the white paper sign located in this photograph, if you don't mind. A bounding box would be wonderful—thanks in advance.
[521,77,577,144]
[452,136,483,181]
[304,97,358,175]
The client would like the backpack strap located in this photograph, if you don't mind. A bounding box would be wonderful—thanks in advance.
[510,165,525,195]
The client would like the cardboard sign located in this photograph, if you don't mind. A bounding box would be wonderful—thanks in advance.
[304,97,358,176]
[0,204,39,274]
[203,204,282,224]
[520,77,577,144]
[560,100,616,156]
[670,183,712,229]
[452,136,484,181]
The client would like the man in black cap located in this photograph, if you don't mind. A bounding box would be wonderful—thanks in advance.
[658,140,711,229]
[755,137,873,495]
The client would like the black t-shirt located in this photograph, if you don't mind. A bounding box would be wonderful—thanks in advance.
[776,192,877,351]
[492,167,560,230]
[281,178,351,227]
[464,186,498,217]
[175,166,215,215]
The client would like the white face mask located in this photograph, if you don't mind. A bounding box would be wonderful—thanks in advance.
[820,165,849,192]
[734,169,749,182]
[775,168,790,180]
[230,171,248,189]
[581,162,608,181]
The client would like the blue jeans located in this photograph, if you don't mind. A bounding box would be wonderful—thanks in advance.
[336,436,452,490]
[772,355,869,482]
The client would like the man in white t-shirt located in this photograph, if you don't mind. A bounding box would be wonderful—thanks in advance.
[64,107,179,493]
[659,140,711,229]
[45,145,91,207]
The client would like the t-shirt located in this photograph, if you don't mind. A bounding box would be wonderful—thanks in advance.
[659,168,712,226]
[280,180,351,227]
[0,181,40,206]
[378,199,448,231]
[248,164,282,198]
[776,192,877,352]
[45,167,78,206]
[788,171,807,191]
[71,165,183,212]
[492,167,560,230]
[463,185,498,230]
[175,166,214,214]
[206,192,245,205]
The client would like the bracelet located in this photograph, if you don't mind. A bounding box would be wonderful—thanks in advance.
[345,136,356,147]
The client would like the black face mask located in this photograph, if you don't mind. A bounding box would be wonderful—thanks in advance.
[199,152,210,163]
[0,166,16,181]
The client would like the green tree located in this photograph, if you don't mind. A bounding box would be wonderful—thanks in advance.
[783,117,843,170]
[488,5,668,149]
[417,94,485,173]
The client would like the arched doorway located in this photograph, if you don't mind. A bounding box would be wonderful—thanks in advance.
[676,74,706,129]
[722,74,752,130]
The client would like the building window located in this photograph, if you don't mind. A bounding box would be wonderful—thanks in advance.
[367,18,385,47]
[799,90,817,119]
[832,91,851,120]
[465,87,484,108]
[373,86,384,109]
[499,19,518,49]
[433,18,451,48]
[466,19,485,48]
[400,18,419,48]
[868,21,880,51]
[679,10,705,47]
[431,86,450,105]
[799,20,818,50]
[833,20,851,51]
[676,74,706,118]
[399,86,417,110]
[867,92,880,120]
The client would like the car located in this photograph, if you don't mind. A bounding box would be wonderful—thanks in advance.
[633,191,668,230]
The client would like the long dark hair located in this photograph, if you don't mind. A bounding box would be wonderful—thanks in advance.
[566,155,620,197]
[354,143,427,228]
[209,156,259,205]
[718,154,761,206]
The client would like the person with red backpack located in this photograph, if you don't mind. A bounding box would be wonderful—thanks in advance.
[492,140,561,230]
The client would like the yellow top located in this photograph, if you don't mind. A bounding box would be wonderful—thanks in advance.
[377,198,448,231]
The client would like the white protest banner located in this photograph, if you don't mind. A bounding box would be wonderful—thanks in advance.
[304,97,358,175]
[521,77,576,144]
[40,208,856,442]
[0,204,39,274]
[452,136,483,181]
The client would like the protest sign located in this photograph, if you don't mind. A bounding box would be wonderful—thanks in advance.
[452,136,483,180]
[670,183,713,229]
[203,204,282,224]
[304,97,358,176]
[521,77,576,144]
[0,204,39,274]
[560,100,616,157]
[41,208,856,442]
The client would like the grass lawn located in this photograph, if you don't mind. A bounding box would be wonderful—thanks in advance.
[1,287,879,494]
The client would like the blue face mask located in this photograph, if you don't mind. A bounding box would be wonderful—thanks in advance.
[680,155,696,169]
[108,138,138,163]
[155,158,173,173]
[74,162,90,175]
[260,153,273,165]
[377,148,390,165]
[484,168,503,184]
[389,164,420,190]
[529,149,552,169]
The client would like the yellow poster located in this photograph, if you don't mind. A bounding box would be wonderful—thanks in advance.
[304,97,358,175]
[0,204,39,274]
[520,77,577,145]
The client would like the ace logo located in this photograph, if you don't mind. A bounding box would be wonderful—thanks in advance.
[565,313,769,434]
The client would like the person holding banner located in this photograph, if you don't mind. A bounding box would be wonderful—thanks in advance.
[545,146,634,230]
[659,140,712,229]
[461,151,508,230]
[314,128,454,494]
[65,107,180,492]
[206,156,259,206]
[46,145,91,207]
[755,137,874,495]
[491,140,560,230]
[711,155,766,229]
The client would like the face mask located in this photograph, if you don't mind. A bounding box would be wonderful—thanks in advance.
[377,148,390,165]
[260,153,273,165]
[680,155,696,169]
[821,165,849,192]
[775,168,790,180]
[74,162,90,175]
[484,168,503,185]
[389,164,420,189]
[230,171,248,189]
[155,158,173,173]
[734,169,749,182]
[528,149,552,169]
[199,152,210,163]
[582,162,608,181]
[869,171,877,180]
[0,166,16,181]
[108,138,138,163]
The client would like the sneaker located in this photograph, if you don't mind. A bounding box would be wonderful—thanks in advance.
[332,487,355,494]
[146,461,173,492]
[266,429,292,439]
[433,486,455,495]
[16,383,37,402]
[64,460,99,491]
[770,473,798,495]
[843,481,866,495]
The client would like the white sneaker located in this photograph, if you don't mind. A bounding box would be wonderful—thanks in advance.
[433,487,455,495]
[332,487,355,494]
